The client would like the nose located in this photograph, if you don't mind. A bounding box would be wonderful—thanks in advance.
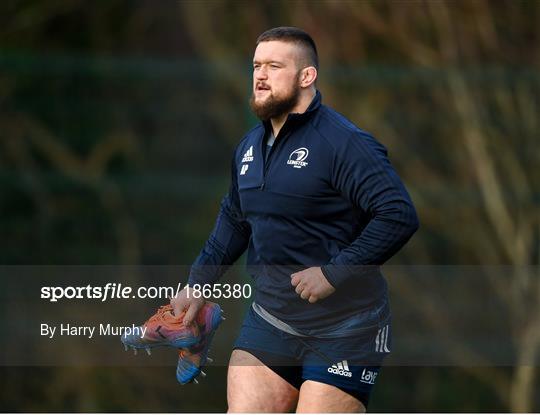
[254,66,268,80]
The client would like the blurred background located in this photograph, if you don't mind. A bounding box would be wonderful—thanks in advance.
[0,0,539,412]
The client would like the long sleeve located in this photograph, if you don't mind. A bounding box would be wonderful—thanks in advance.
[187,155,251,286]
[321,131,419,288]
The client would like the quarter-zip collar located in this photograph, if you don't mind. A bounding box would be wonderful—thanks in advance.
[257,90,322,191]
[262,90,322,138]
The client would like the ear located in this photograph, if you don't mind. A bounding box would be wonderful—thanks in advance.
[300,66,317,88]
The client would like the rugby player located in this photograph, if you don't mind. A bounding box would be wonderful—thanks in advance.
[172,26,419,412]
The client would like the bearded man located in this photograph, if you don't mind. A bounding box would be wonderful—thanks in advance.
[172,26,419,413]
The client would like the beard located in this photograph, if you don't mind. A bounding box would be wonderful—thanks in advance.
[249,78,301,121]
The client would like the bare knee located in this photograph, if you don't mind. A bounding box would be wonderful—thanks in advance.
[227,349,298,412]
[296,380,366,413]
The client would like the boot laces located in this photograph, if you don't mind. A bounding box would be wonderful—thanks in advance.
[144,304,181,327]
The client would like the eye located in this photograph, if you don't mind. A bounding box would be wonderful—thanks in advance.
[270,64,280,69]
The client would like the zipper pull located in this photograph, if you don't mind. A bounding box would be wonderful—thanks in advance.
[260,181,265,190]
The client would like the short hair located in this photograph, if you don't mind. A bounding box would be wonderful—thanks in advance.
[256,26,319,70]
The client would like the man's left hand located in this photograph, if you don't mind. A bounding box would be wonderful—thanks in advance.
[291,267,336,303]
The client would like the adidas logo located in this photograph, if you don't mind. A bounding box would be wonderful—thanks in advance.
[241,146,254,163]
[327,360,352,378]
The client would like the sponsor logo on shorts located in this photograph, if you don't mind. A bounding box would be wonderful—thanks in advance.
[360,368,378,385]
[327,360,352,377]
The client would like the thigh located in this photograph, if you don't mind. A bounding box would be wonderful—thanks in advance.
[227,349,299,413]
[296,380,366,413]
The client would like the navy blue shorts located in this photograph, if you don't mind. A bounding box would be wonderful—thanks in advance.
[233,306,391,408]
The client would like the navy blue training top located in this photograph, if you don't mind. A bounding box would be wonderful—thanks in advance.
[188,91,419,330]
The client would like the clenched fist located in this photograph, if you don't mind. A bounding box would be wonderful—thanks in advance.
[291,267,336,303]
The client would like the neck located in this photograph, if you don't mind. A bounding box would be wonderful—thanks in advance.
[270,89,316,137]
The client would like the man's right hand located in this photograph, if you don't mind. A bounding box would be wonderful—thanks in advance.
[170,285,205,326]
